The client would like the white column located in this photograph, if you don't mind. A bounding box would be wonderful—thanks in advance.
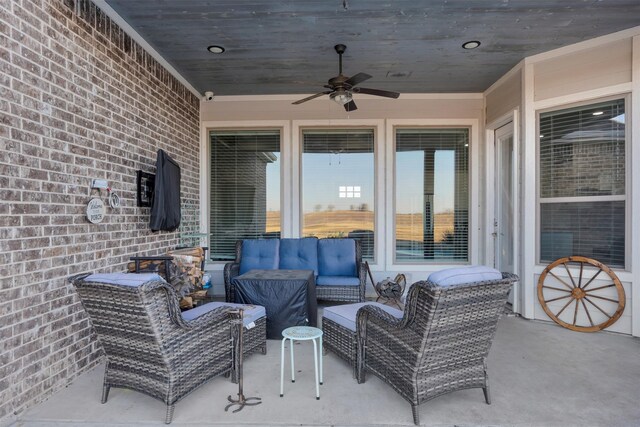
[520,60,537,319]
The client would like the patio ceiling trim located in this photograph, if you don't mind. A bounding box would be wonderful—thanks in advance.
[205,93,484,103]
[525,25,640,64]
[92,0,202,98]
[484,60,524,97]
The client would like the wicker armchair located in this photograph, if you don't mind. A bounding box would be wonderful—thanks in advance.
[71,273,242,424]
[354,273,518,425]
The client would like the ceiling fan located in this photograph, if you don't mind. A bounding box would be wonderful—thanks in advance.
[292,44,400,112]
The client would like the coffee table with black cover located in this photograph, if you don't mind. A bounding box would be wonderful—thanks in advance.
[232,269,317,339]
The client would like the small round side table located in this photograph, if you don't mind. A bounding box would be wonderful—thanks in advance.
[280,326,323,400]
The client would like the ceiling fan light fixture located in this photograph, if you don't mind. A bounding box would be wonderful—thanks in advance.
[462,40,481,50]
[330,90,352,105]
[207,45,225,54]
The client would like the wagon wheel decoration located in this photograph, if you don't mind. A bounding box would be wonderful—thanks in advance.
[537,256,625,332]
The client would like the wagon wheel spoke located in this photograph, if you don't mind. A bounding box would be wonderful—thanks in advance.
[580,268,603,292]
[587,294,619,304]
[548,271,575,291]
[563,262,577,288]
[584,296,610,318]
[577,262,584,288]
[572,299,579,326]
[542,286,572,293]
[581,299,594,327]
[584,283,616,293]
[555,297,575,318]
[545,294,572,303]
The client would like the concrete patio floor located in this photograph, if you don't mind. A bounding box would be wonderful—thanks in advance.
[10,314,640,427]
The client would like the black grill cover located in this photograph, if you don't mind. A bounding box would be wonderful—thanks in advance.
[150,149,181,231]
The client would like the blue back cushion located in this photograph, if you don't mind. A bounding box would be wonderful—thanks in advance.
[279,237,319,275]
[239,239,280,274]
[318,238,357,277]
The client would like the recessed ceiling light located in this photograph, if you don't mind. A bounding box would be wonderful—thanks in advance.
[207,45,225,54]
[592,111,604,116]
[462,40,481,49]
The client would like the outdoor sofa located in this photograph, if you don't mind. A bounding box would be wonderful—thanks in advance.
[224,237,367,303]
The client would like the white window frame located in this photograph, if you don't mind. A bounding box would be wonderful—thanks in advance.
[386,119,480,272]
[293,119,384,267]
[535,95,630,271]
[200,120,291,265]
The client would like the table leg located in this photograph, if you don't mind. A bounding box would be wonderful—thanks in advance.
[290,338,295,383]
[280,338,285,397]
[312,338,320,400]
[319,335,323,385]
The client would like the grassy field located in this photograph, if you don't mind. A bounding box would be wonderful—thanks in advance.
[266,210,454,242]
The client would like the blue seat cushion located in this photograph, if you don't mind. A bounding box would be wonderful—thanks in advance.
[323,302,403,332]
[83,272,162,287]
[318,238,357,277]
[239,239,280,275]
[316,275,360,286]
[182,301,266,327]
[279,237,318,275]
[428,265,502,286]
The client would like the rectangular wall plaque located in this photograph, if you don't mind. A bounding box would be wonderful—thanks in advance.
[136,170,155,207]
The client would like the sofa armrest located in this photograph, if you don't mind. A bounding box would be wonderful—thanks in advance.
[358,261,367,302]
[223,262,240,302]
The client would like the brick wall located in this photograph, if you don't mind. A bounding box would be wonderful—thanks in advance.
[0,0,200,421]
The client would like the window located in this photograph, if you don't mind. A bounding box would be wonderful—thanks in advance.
[395,128,469,262]
[209,130,280,261]
[301,129,375,260]
[539,98,626,268]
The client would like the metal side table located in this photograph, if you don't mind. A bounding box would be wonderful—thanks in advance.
[280,326,323,400]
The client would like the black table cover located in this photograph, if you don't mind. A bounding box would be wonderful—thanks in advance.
[232,269,317,339]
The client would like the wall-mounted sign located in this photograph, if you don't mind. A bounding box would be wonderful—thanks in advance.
[86,198,105,224]
[136,170,155,207]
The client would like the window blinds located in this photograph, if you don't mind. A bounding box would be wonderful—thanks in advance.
[395,128,469,262]
[539,98,626,267]
[209,130,280,261]
[301,129,375,260]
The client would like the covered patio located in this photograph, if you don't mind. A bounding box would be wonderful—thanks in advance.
[2,0,640,426]
[14,313,640,426]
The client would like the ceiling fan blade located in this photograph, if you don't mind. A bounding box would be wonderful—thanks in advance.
[344,72,372,87]
[292,91,332,105]
[352,87,400,99]
[344,100,358,112]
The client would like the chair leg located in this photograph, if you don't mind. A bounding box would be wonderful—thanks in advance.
[483,385,492,405]
[483,362,492,404]
[411,403,420,425]
[165,404,174,424]
[261,342,267,355]
[101,385,110,404]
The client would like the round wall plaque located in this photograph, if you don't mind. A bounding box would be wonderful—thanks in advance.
[86,198,105,224]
